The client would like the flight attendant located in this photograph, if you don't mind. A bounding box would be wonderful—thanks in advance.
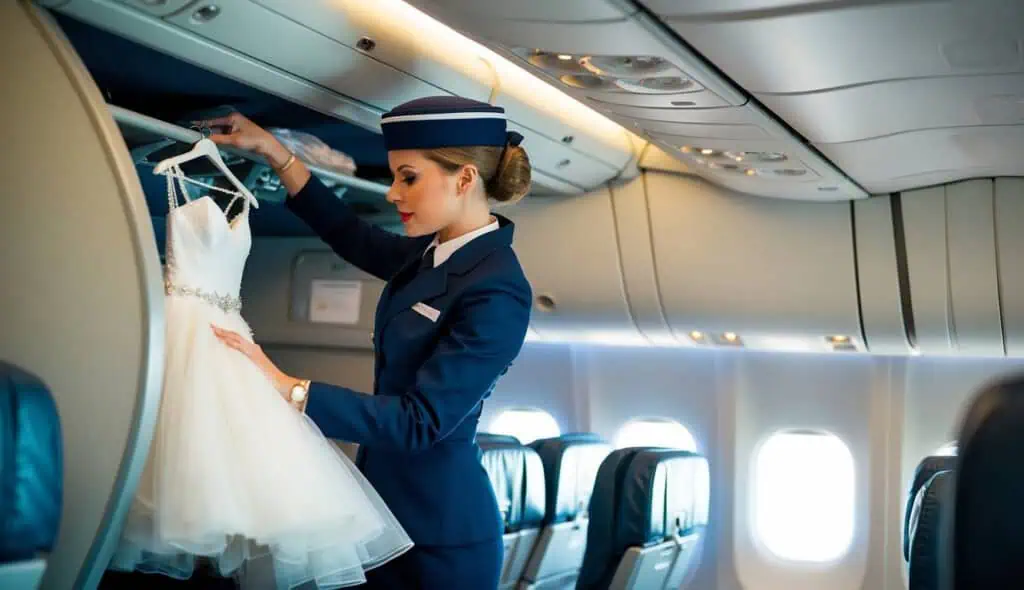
[206,96,533,589]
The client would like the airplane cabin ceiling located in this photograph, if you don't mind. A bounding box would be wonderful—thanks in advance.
[406,0,1024,197]
[404,0,869,201]
[643,0,1024,194]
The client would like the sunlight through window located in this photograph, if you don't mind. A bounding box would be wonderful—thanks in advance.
[753,430,855,563]
[614,418,698,452]
[489,409,561,444]
[933,441,958,456]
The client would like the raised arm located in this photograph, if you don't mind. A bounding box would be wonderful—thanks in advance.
[205,112,424,281]
[301,280,531,452]
[284,174,427,280]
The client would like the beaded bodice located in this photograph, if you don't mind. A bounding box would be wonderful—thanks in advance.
[163,169,252,312]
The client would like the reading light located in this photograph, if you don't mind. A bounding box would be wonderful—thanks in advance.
[690,331,706,343]
[700,148,714,155]
[558,54,573,61]
[723,332,738,342]
[828,335,849,344]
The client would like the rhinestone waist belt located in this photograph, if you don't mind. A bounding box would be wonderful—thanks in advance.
[165,280,242,313]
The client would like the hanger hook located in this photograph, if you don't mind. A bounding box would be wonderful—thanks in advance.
[190,123,212,139]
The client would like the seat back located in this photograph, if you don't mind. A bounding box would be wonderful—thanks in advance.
[904,455,956,562]
[952,375,1024,589]
[907,469,953,590]
[478,434,547,589]
[520,434,612,589]
[0,361,63,589]
[577,449,710,590]
[480,439,528,587]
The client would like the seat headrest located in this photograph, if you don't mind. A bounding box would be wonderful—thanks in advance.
[577,448,710,590]
[0,360,63,562]
[479,443,527,533]
[953,375,1024,589]
[477,432,521,446]
[531,434,612,525]
[908,469,953,590]
[904,455,957,561]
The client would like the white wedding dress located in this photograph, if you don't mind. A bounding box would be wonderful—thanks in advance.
[109,168,412,588]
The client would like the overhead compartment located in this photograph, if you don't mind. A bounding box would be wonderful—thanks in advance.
[643,171,864,353]
[900,180,1004,357]
[608,176,677,346]
[504,188,645,346]
[851,196,911,356]
[994,178,1024,356]
[49,0,638,194]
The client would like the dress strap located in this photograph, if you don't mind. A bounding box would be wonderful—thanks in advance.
[165,164,194,211]
[164,164,250,222]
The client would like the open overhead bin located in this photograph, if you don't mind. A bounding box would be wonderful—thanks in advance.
[46,0,640,195]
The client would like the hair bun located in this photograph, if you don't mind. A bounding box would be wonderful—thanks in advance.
[488,144,531,204]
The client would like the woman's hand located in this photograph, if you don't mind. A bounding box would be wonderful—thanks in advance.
[211,324,296,400]
[199,112,292,169]
[200,112,312,196]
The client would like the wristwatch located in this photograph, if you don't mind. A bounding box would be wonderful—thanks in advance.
[289,379,311,409]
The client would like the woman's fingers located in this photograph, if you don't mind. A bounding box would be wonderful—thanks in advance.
[211,324,249,355]
[199,113,243,130]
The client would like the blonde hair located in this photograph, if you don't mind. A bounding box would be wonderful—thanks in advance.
[422,143,531,204]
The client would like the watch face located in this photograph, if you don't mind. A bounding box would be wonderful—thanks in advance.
[291,385,307,402]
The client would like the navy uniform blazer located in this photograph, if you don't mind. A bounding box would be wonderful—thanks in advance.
[285,176,532,547]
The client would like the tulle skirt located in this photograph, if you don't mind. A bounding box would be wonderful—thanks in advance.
[108,293,413,588]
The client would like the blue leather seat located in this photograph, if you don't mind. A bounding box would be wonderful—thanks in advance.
[904,455,956,563]
[0,360,63,588]
[907,469,953,590]
[951,375,1024,589]
[477,433,546,589]
[521,433,611,589]
[577,448,710,590]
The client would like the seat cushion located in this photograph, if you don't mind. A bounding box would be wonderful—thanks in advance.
[903,455,956,561]
[0,361,62,562]
[908,469,953,590]
[530,434,611,525]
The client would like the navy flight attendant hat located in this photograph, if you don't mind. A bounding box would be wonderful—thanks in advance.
[380,96,524,151]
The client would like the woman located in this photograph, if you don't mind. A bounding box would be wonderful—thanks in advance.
[206,96,533,589]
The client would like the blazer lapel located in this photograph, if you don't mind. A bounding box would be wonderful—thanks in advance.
[377,215,516,332]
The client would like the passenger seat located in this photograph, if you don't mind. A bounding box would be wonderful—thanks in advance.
[906,468,953,590]
[0,361,63,589]
[520,433,612,589]
[577,448,710,590]
[903,455,956,562]
[477,433,546,589]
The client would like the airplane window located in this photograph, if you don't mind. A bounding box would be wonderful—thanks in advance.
[488,408,561,444]
[933,441,958,456]
[753,430,855,563]
[614,418,698,451]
